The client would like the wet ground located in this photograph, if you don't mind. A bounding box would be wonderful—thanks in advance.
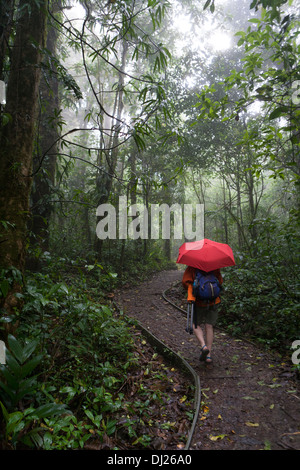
[115,269,300,451]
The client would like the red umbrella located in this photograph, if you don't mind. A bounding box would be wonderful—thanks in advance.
[176,238,235,272]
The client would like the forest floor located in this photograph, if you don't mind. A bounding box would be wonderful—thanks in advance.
[114,269,300,451]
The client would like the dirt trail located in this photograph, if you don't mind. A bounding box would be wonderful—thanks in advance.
[115,269,300,450]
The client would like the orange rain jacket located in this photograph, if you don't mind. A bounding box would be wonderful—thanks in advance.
[182,266,223,307]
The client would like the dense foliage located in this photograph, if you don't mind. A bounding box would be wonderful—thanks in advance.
[220,214,300,351]
[0,256,193,449]
[0,0,299,450]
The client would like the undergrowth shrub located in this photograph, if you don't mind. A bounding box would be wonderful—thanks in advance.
[0,257,139,449]
[1,252,190,450]
[220,216,300,352]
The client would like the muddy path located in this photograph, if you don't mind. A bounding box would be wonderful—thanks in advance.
[115,269,300,450]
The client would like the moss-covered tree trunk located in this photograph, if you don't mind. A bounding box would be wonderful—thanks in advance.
[0,0,47,329]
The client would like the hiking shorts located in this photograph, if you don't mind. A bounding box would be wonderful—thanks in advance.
[194,304,219,326]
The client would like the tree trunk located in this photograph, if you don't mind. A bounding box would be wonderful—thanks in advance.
[0,0,47,327]
[94,39,128,256]
[30,11,60,256]
[222,177,229,244]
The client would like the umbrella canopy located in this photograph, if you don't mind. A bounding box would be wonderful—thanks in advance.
[176,238,235,272]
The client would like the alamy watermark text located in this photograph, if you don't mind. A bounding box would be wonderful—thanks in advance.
[95,196,204,241]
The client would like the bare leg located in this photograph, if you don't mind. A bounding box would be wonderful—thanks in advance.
[193,324,206,349]
[193,323,214,362]
[205,324,214,353]
[193,324,209,363]
[205,324,214,363]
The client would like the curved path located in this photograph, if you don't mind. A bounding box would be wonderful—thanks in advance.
[115,269,300,450]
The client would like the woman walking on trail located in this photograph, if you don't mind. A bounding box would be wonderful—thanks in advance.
[182,266,223,365]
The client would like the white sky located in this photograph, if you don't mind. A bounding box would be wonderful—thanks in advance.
[66,1,233,53]
[172,7,233,55]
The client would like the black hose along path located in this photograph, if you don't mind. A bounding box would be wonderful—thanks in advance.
[136,323,201,451]
[160,283,202,450]
[113,293,201,451]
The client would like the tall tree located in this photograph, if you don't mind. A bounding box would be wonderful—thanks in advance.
[30,2,61,255]
[0,0,47,328]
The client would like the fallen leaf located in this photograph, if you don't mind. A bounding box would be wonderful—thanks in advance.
[209,434,227,441]
[245,422,259,427]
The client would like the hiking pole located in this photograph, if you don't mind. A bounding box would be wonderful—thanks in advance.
[193,302,197,330]
[186,302,194,335]
[186,303,191,334]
